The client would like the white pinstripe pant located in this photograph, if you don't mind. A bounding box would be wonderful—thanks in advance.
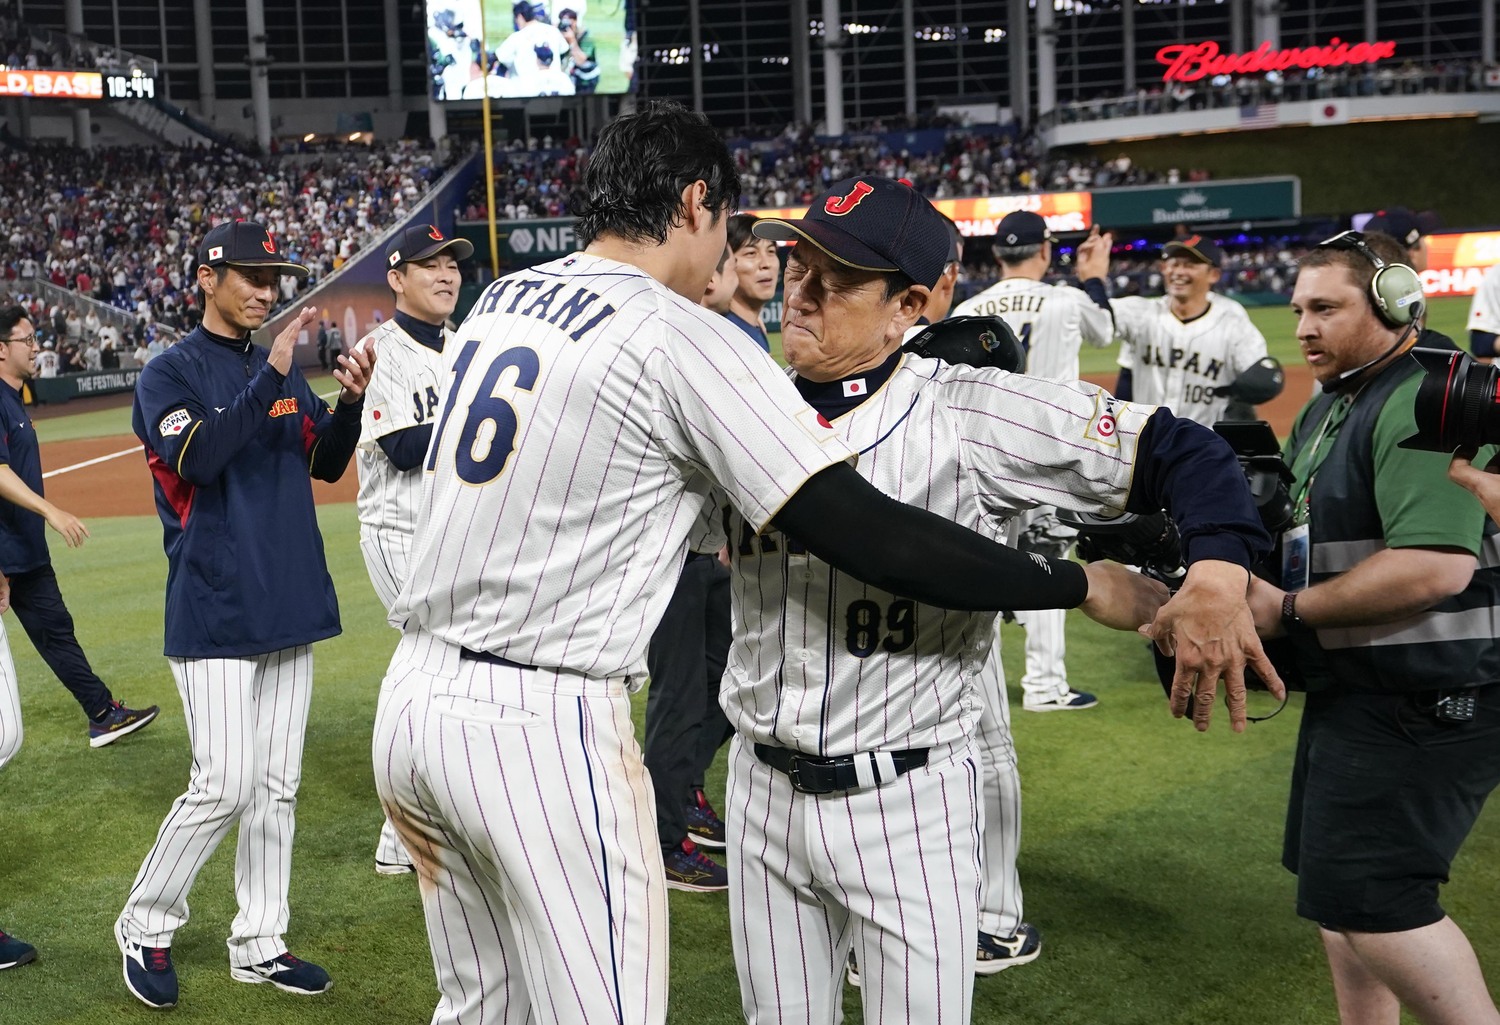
[975,636,1025,938]
[359,524,415,869]
[116,646,313,967]
[0,622,21,772]
[726,733,981,1025]
[373,633,668,1025]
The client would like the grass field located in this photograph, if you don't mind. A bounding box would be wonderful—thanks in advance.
[3,307,1496,1024]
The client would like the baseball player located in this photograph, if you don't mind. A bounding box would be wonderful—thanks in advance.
[0,570,32,971]
[355,223,473,877]
[726,177,1280,1025]
[1467,262,1500,361]
[0,306,160,747]
[116,221,372,1010]
[493,1,568,93]
[372,100,1171,1025]
[954,210,1116,713]
[1114,235,1270,427]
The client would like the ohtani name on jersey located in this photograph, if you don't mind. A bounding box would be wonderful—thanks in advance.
[470,275,617,341]
[1137,344,1225,379]
[974,294,1046,315]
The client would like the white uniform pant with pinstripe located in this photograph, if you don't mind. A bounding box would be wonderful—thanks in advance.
[975,636,1025,937]
[359,524,415,869]
[116,646,313,966]
[373,632,668,1025]
[726,733,981,1025]
[1012,507,1071,703]
[0,623,21,772]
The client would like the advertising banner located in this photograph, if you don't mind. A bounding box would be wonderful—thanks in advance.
[1091,177,1299,227]
[32,367,140,405]
[1421,231,1500,299]
[0,69,102,99]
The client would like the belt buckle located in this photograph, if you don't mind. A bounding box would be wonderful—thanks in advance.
[785,756,814,794]
[786,755,841,795]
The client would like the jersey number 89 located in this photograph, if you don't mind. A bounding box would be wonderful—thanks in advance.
[426,339,540,485]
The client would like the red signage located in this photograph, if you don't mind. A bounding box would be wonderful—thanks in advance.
[0,69,103,99]
[1157,38,1397,83]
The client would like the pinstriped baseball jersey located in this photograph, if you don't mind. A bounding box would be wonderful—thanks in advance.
[356,318,447,535]
[952,277,1114,381]
[1468,264,1500,333]
[394,253,856,677]
[720,354,1157,756]
[1113,295,1269,426]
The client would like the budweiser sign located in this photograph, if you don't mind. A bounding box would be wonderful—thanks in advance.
[1157,38,1397,83]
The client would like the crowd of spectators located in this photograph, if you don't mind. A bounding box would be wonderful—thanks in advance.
[1047,58,1499,125]
[0,290,176,376]
[456,123,1206,220]
[0,140,458,333]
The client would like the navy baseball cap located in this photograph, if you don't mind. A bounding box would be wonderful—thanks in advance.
[1364,207,1433,249]
[994,210,1056,248]
[752,176,949,289]
[197,221,308,279]
[1163,234,1224,267]
[385,223,474,269]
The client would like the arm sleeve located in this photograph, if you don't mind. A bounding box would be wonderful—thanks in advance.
[1470,330,1497,359]
[1075,279,1115,348]
[1126,409,1270,569]
[376,424,434,472]
[1115,367,1133,400]
[302,371,365,483]
[138,360,285,487]
[773,462,1089,612]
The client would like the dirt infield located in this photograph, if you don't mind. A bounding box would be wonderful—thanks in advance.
[42,434,358,519]
[40,364,1319,519]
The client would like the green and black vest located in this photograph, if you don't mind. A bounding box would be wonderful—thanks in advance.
[1284,358,1500,694]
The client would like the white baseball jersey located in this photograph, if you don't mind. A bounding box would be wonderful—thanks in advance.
[1467,263,1500,334]
[953,276,1114,380]
[1114,295,1267,426]
[357,318,448,537]
[722,357,1153,753]
[0,622,20,773]
[395,253,854,676]
[494,20,569,90]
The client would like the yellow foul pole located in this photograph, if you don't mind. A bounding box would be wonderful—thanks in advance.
[477,1,500,279]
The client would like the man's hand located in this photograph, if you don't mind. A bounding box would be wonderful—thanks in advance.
[335,337,375,403]
[1079,560,1170,631]
[1140,559,1286,733]
[268,305,318,376]
[1449,449,1500,523]
[44,504,89,548]
[1074,224,1113,282]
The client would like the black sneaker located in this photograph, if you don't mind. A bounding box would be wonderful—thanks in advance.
[89,700,160,748]
[976,923,1042,975]
[663,839,728,892]
[230,951,333,995]
[684,788,727,849]
[0,928,36,970]
[121,937,177,1008]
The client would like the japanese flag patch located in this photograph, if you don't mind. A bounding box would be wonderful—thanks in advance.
[1083,392,1122,448]
[158,408,192,437]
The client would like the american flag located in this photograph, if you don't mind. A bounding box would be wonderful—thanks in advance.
[1239,103,1279,129]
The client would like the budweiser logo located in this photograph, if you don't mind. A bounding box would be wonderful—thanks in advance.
[1157,38,1397,83]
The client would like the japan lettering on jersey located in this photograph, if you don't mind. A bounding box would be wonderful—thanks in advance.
[1113,295,1268,426]
[393,253,855,678]
[720,356,1155,756]
[357,319,446,534]
[952,277,1113,382]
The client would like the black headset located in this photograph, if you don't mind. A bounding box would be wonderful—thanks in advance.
[1316,230,1425,328]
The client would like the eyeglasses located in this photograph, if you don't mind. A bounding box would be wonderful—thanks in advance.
[5,334,37,349]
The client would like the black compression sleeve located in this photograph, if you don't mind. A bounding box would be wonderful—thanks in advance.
[771,462,1088,611]
[1114,367,1133,400]
[376,424,434,472]
[1471,330,1498,359]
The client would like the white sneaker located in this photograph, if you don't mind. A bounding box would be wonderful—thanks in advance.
[1023,689,1098,712]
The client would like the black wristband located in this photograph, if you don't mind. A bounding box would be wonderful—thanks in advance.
[1281,591,1308,633]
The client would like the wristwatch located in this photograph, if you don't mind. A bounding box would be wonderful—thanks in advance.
[1280,591,1308,633]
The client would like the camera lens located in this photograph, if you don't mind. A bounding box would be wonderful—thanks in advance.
[1404,348,1500,453]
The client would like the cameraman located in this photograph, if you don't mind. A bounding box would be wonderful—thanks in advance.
[1245,232,1500,1025]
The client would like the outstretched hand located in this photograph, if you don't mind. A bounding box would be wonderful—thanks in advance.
[1139,560,1286,733]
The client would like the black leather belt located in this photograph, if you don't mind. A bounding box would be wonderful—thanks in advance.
[753,742,929,795]
[460,647,539,671]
